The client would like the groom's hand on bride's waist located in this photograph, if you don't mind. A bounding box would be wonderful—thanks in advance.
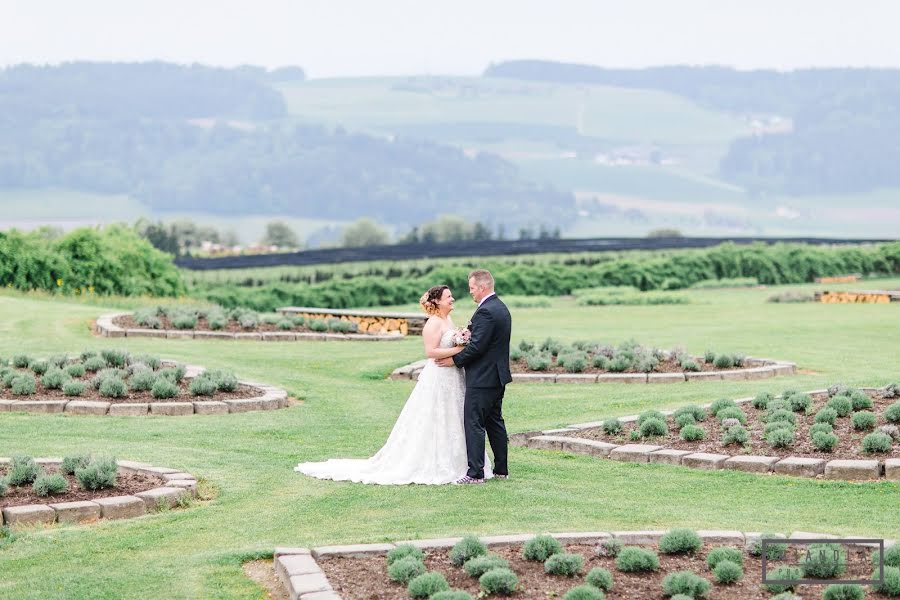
[435,357,455,367]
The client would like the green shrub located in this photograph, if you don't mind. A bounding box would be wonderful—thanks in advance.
[509,348,524,361]
[99,377,127,398]
[61,454,91,475]
[766,398,791,413]
[66,363,86,378]
[40,367,69,390]
[523,534,562,561]
[639,417,667,437]
[32,473,67,497]
[713,354,735,369]
[764,421,794,437]
[703,349,716,363]
[562,586,604,600]
[887,383,900,398]
[716,406,746,425]
[661,571,711,597]
[189,376,218,396]
[63,380,86,396]
[637,410,665,425]
[308,319,327,332]
[849,390,874,410]
[585,567,613,591]
[815,407,839,425]
[564,356,587,373]
[479,567,518,595]
[0,478,7,496]
[430,592,474,600]
[802,543,846,578]
[101,349,129,368]
[7,455,40,485]
[659,529,702,554]
[767,427,795,448]
[709,398,738,416]
[11,373,36,395]
[544,553,584,576]
[408,572,450,598]
[768,409,797,425]
[629,430,641,441]
[680,424,705,441]
[602,419,622,435]
[1,368,17,388]
[159,364,186,383]
[83,356,106,372]
[872,566,900,596]
[810,422,834,437]
[30,360,49,375]
[674,413,697,429]
[75,456,117,490]
[387,556,426,584]
[151,378,180,399]
[607,356,631,373]
[133,354,161,371]
[851,411,877,431]
[596,538,623,558]
[12,354,32,368]
[713,560,743,584]
[885,401,900,423]
[753,391,774,409]
[827,396,853,417]
[874,545,900,569]
[129,369,157,392]
[706,547,744,569]
[387,544,424,566]
[673,405,705,422]
[812,431,839,452]
[788,393,812,412]
[463,554,508,577]
[681,360,700,372]
[862,432,893,453]
[615,547,659,572]
[720,422,749,444]
[765,566,802,593]
[518,340,535,352]
[526,355,550,371]
[747,533,787,559]
[450,536,487,567]
[823,584,865,600]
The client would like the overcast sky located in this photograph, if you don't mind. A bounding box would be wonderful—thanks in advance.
[3,0,900,78]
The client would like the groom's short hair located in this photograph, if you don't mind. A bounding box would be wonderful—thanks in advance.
[469,269,494,289]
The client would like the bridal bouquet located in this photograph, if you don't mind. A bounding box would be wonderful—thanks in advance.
[451,327,471,346]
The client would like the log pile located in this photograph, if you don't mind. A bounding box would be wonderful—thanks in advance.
[815,291,897,303]
[814,274,861,284]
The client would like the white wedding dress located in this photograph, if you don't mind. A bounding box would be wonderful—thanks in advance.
[295,329,493,485]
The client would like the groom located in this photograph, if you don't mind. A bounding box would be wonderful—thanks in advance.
[436,269,512,484]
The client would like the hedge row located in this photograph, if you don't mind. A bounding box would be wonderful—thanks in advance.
[194,241,900,311]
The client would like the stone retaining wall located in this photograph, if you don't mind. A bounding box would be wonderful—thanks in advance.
[512,386,900,482]
[273,528,897,600]
[0,361,289,416]
[278,307,426,336]
[389,356,797,383]
[94,313,403,342]
[0,458,198,529]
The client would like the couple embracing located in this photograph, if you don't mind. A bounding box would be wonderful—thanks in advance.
[295,269,512,485]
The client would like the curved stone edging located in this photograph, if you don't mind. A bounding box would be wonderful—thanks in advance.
[0,458,198,529]
[512,386,900,482]
[0,360,289,416]
[389,356,797,382]
[93,312,403,342]
[273,528,897,599]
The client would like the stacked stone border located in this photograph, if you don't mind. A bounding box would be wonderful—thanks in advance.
[94,312,403,342]
[278,307,427,336]
[272,529,897,600]
[0,360,289,416]
[390,355,797,383]
[511,386,900,482]
[0,458,198,529]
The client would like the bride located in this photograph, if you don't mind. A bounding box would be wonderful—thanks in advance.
[294,285,492,485]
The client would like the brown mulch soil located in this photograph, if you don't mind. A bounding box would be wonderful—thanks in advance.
[319,542,889,599]
[114,314,375,336]
[0,465,166,507]
[0,366,260,404]
[511,356,736,375]
[572,390,900,460]
[244,559,289,600]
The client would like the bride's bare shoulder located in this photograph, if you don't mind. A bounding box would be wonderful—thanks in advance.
[423,316,444,333]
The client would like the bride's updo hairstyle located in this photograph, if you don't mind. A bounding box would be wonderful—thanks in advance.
[419,285,449,316]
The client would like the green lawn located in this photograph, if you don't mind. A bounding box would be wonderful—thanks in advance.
[1,282,899,599]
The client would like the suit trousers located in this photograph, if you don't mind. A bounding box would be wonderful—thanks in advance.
[464,385,508,479]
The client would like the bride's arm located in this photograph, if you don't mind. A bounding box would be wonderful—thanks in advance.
[423,319,463,359]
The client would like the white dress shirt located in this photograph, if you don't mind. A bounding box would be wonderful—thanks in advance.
[478,292,496,307]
